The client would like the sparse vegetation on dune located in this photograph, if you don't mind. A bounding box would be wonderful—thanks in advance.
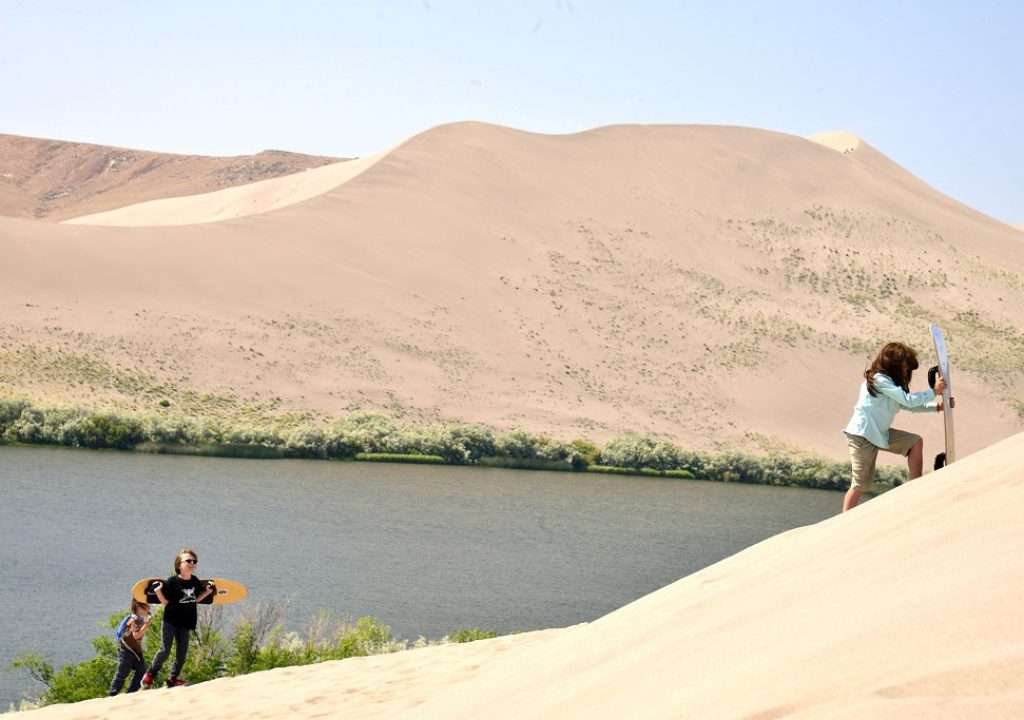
[0,395,905,492]
[2,204,1022,459]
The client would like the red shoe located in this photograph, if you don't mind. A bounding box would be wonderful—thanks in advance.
[166,678,187,688]
[141,672,155,689]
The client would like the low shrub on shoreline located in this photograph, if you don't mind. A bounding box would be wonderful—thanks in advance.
[354,452,446,464]
[0,395,905,491]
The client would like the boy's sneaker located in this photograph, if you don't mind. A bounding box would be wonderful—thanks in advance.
[141,672,155,689]
[166,678,187,688]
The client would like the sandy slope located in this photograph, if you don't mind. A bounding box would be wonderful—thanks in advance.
[2,122,1023,459]
[24,431,1024,719]
[63,145,397,226]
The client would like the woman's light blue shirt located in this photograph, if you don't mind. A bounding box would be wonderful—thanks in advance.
[844,373,937,448]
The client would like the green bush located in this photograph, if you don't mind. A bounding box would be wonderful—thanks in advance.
[9,605,404,707]
[600,432,682,471]
[78,413,146,450]
[0,395,32,434]
[495,429,540,459]
[448,628,500,643]
[414,422,497,464]
[283,426,328,459]
[330,412,404,455]
[570,439,600,469]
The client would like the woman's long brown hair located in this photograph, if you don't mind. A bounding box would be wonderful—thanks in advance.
[865,342,919,396]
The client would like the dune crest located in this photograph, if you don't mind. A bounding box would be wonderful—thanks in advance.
[22,431,1024,719]
[807,130,862,153]
[62,145,398,227]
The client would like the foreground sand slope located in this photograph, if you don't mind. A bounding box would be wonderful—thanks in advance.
[412,431,1024,719]
[24,432,1024,719]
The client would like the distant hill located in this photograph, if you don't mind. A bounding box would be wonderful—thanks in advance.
[0,133,342,221]
[1,122,1022,460]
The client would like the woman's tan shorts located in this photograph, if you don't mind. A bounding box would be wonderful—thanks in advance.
[847,429,921,491]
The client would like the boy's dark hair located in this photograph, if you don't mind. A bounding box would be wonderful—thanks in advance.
[174,547,198,574]
[865,342,919,396]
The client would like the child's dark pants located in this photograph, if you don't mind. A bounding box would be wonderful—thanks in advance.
[148,621,191,680]
[109,646,145,695]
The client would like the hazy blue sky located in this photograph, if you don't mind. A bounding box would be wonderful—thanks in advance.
[2,1,1021,221]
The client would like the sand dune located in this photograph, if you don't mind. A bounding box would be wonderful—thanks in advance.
[24,430,1024,719]
[2,122,1023,460]
[63,145,398,226]
[0,133,340,221]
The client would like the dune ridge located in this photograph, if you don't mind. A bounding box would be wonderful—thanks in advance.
[23,430,1024,719]
[63,144,399,226]
[806,130,862,153]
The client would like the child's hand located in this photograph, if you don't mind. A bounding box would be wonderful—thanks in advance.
[933,376,947,396]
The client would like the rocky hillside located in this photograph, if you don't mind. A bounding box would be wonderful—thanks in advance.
[0,133,342,221]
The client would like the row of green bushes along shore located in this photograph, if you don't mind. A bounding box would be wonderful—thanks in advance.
[0,395,906,491]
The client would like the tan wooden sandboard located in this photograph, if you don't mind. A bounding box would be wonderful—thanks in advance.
[132,577,248,605]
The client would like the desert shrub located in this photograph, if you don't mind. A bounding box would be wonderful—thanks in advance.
[702,451,765,484]
[415,422,497,464]
[0,395,32,435]
[329,412,405,455]
[2,405,107,447]
[495,429,540,459]
[223,424,283,448]
[570,439,600,469]
[77,413,146,450]
[599,433,682,471]
[283,425,328,459]
[876,464,908,487]
[140,413,202,445]
[535,437,579,465]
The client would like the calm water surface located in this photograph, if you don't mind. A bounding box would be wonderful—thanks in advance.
[0,446,841,706]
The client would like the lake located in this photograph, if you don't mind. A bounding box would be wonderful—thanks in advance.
[0,445,841,707]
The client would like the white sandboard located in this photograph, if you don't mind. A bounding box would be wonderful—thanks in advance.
[929,323,955,465]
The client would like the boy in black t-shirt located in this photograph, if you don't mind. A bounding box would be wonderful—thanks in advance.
[142,547,215,688]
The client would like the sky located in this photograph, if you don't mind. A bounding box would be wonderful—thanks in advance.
[1,1,1021,222]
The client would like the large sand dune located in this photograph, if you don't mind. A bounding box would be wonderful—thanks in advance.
[24,430,1024,719]
[1,122,1022,459]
